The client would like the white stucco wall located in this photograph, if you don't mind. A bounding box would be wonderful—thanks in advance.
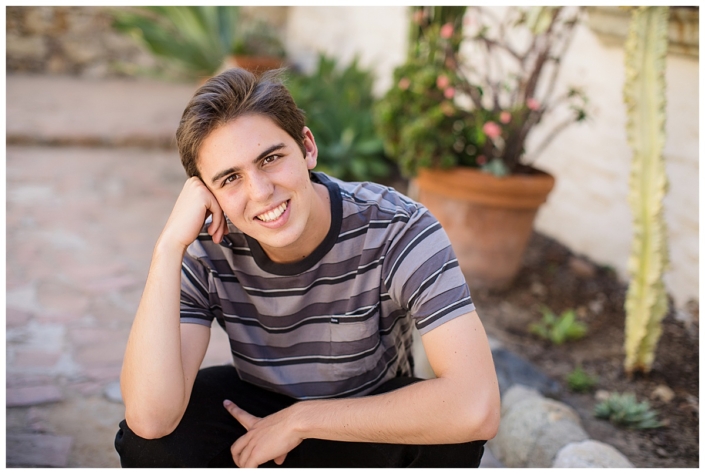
[529,17,699,309]
[283,6,408,96]
[280,6,699,309]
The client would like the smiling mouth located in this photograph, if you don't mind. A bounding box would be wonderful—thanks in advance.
[256,200,289,222]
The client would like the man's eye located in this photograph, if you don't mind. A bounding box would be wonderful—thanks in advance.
[263,154,281,165]
[223,174,238,186]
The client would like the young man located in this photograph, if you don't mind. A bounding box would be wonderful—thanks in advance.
[115,68,500,468]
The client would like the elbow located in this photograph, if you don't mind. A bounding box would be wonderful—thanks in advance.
[125,408,181,440]
[459,389,501,442]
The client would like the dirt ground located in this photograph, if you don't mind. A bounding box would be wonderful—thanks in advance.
[475,232,699,469]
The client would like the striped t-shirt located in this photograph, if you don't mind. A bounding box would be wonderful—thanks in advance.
[180,171,475,400]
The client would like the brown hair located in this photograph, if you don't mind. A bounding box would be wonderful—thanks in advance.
[176,68,306,178]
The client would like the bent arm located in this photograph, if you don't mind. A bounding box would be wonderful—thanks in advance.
[293,310,500,444]
[228,311,500,466]
[120,177,228,439]
[120,240,211,439]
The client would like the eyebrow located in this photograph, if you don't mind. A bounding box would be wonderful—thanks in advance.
[210,143,287,185]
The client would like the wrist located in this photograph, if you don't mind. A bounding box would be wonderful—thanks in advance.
[154,233,188,260]
[287,401,316,440]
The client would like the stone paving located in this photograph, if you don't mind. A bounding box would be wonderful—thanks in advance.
[6,75,233,467]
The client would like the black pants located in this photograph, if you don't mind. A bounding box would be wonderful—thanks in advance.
[115,365,485,467]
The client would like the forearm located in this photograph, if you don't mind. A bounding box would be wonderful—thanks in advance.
[291,374,499,445]
[121,239,189,436]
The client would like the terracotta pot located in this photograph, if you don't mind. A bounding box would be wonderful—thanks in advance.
[229,55,284,74]
[415,167,555,290]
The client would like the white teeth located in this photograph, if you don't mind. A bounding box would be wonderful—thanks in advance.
[256,201,287,222]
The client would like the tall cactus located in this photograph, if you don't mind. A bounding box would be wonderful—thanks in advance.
[622,6,670,375]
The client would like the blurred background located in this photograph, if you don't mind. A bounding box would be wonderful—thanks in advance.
[6,6,698,468]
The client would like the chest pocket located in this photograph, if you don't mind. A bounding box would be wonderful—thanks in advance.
[329,318,381,378]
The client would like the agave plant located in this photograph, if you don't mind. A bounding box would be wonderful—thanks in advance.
[111,6,242,79]
[594,392,663,430]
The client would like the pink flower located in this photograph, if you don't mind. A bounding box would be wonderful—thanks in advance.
[500,111,511,124]
[440,23,454,39]
[413,10,426,25]
[436,75,450,90]
[444,87,455,99]
[482,121,502,139]
[398,77,410,90]
[477,155,487,165]
[527,98,540,111]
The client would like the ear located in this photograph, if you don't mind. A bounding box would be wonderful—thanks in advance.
[302,126,318,171]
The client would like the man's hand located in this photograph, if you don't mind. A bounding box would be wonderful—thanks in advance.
[158,176,228,252]
[224,400,303,468]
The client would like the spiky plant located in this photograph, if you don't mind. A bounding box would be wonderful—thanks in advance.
[594,392,663,430]
[622,6,670,375]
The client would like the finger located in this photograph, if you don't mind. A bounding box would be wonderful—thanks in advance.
[240,441,257,468]
[223,400,259,430]
[207,206,224,243]
[274,453,287,465]
[230,435,249,468]
[212,212,228,244]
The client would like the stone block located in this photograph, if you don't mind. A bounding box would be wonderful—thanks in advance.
[7,307,32,327]
[553,439,634,468]
[500,384,542,416]
[104,380,123,404]
[13,349,62,369]
[488,397,584,468]
[7,433,73,467]
[7,385,63,407]
[74,338,127,368]
[7,34,47,59]
[529,418,589,467]
[491,348,561,397]
[82,365,122,382]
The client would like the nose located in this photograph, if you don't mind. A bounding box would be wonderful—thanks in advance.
[247,171,274,202]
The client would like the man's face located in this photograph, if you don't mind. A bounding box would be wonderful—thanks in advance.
[198,114,329,263]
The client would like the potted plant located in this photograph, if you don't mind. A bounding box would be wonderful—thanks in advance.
[375,6,589,289]
[228,18,286,74]
[111,6,285,81]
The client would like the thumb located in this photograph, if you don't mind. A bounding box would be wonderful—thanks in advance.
[223,400,259,430]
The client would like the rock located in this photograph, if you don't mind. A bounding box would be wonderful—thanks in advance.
[595,389,611,401]
[568,256,596,278]
[479,446,503,468]
[588,297,604,314]
[491,348,561,397]
[7,433,73,467]
[651,384,675,403]
[530,281,546,297]
[501,384,542,416]
[552,440,634,468]
[104,381,123,404]
[488,397,585,467]
[529,418,589,467]
[7,34,47,60]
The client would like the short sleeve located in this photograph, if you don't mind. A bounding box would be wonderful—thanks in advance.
[180,247,214,328]
[382,206,475,335]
